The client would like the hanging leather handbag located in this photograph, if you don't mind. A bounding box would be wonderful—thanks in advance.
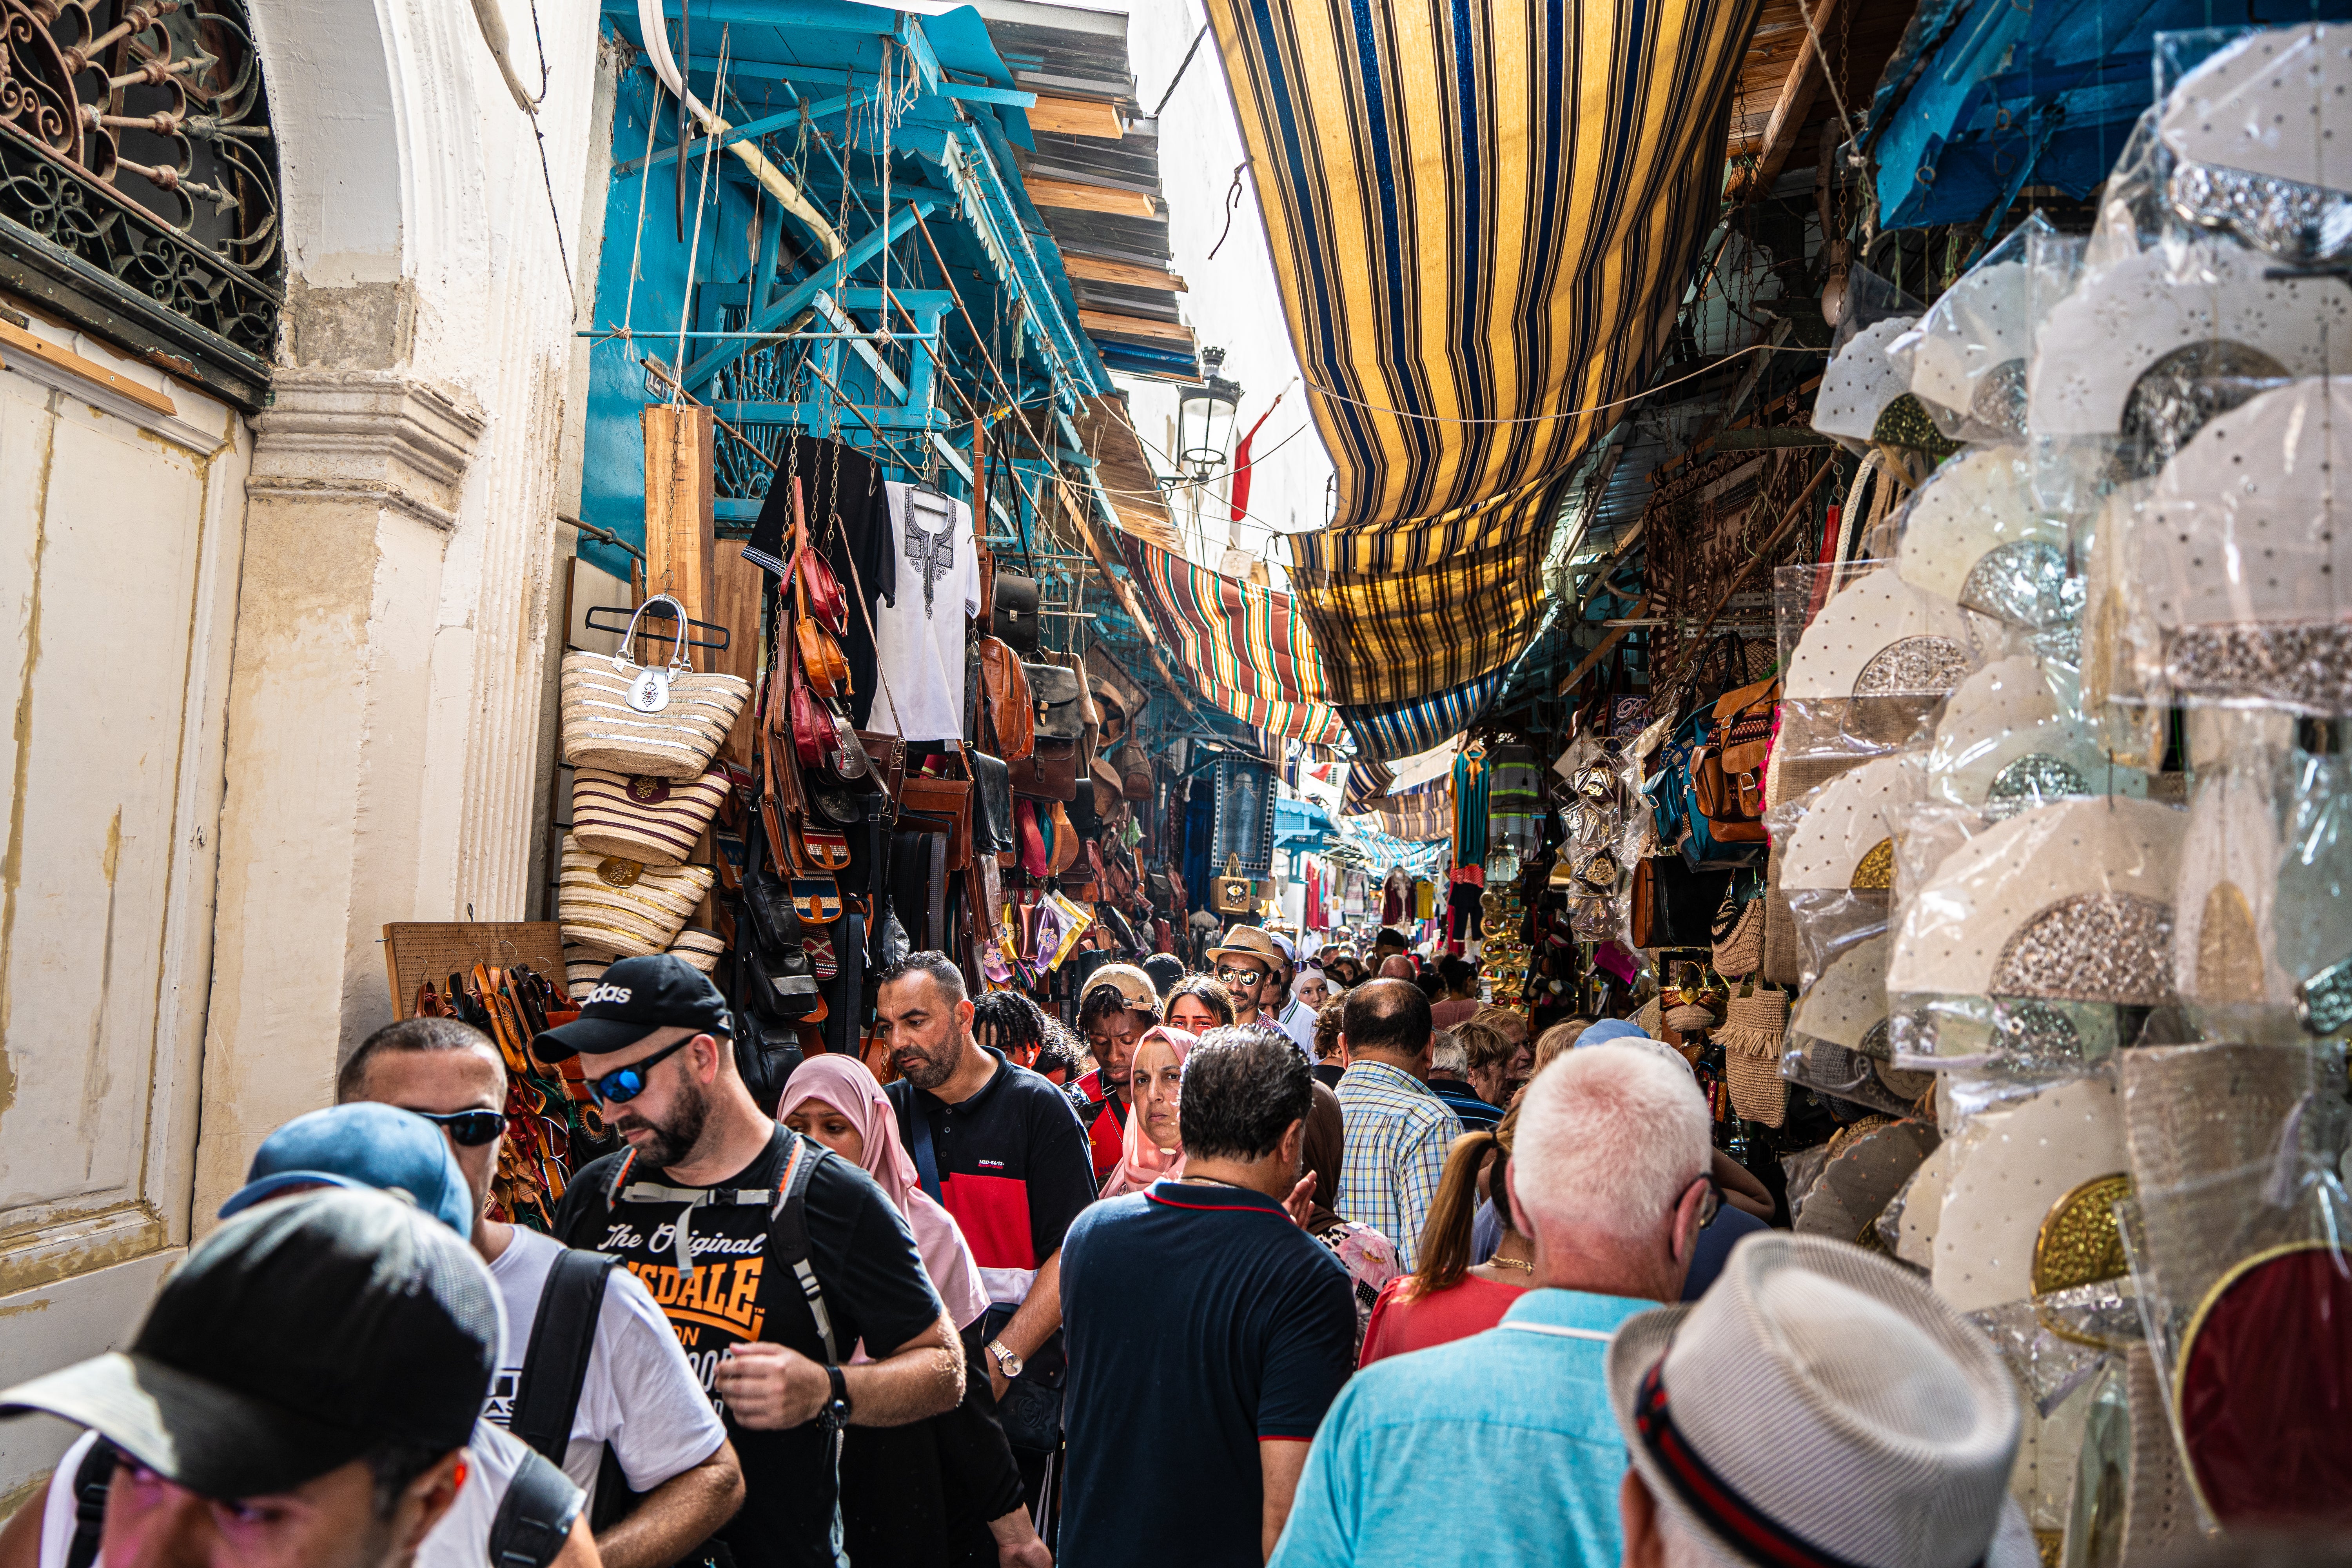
[902,770,974,873]
[1011,661,1082,801]
[1115,740,1153,801]
[1631,855,1734,949]
[992,572,1041,653]
[1211,854,1255,916]
[789,479,848,636]
[978,637,1035,761]
[971,751,1015,857]
[857,731,907,805]
[787,648,831,772]
[795,570,852,699]
[1692,674,1778,842]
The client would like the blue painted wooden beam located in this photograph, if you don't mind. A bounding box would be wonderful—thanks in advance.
[681,196,939,390]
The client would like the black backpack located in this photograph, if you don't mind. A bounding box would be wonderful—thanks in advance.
[64,1434,580,1568]
[507,1248,628,1529]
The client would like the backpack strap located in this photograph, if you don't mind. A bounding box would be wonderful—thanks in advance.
[903,1093,944,1207]
[770,1134,840,1364]
[64,1438,116,1568]
[509,1250,620,1466]
[488,1448,586,1568]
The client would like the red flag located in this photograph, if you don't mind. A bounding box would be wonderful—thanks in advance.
[1228,390,1287,525]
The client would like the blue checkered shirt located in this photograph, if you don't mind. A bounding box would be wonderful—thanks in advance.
[1336,1059,1462,1272]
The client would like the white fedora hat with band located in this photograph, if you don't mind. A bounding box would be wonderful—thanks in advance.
[1606,1232,2033,1568]
[1204,926,1285,971]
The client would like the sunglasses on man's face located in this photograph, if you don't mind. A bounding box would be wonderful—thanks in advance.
[1215,965,1267,987]
[408,1108,506,1148]
[587,1038,693,1105]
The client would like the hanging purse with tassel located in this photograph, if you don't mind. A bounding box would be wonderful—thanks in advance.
[1718,982,1790,1128]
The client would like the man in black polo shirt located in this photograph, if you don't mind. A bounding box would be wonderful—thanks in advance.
[1058,1025,1357,1566]
[541,955,963,1568]
[876,952,1098,1503]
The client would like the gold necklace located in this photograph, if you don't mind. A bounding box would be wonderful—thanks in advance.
[1489,1255,1535,1274]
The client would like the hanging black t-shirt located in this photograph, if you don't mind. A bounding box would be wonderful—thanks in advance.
[744,436,897,727]
[553,1127,944,1568]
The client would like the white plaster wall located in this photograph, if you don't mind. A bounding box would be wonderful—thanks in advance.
[1112,0,1334,582]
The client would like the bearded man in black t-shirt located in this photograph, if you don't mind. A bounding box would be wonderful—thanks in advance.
[539,956,962,1568]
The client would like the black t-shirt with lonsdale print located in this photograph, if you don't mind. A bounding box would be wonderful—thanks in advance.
[555,1127,944,1568]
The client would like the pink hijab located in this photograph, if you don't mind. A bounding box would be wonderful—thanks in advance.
[779,1054,990,1330]
[1099,1025,1196,1198]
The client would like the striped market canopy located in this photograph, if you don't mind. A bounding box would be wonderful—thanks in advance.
[1339,671,1506,765]
[1116,532,1345,744]
[1342,757,1396,817]
[1207,0,1760,707]
[1372,780,1453,843]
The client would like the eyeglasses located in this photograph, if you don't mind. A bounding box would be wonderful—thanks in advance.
[1214,966,1267,986]
[586,1038,693,1105]
[1685,1177,1722,1234]
[408,1108,506,1147]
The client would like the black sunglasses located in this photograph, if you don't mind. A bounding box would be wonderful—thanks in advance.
[588,1038,693,1105]
[409,1108,506,1147]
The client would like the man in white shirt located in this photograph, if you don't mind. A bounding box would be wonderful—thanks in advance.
[340,1019,742,1568]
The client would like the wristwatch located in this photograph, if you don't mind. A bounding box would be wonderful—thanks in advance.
[818,1364,853,1432]
[987,1338,1025,1380]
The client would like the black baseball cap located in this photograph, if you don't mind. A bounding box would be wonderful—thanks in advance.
[533,951,731,1061]
[0,1188,499,1500]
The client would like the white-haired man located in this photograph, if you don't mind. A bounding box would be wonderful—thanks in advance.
[1270,1045,1715,1568]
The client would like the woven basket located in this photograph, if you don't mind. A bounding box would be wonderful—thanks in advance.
[1712,897,1766,978]
[1720,987,1791,1127]
[572,768,730,867]
[1665,1003,1719,1033]
[668,925,726,975]
[560,599,749,780]
[563,945,610,999]
[557,834,713,958]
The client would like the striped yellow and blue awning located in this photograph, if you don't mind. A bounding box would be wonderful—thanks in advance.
[1206,0,1762,708]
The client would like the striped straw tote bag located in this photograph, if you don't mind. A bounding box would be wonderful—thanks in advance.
[558,834,713,958]
[561,595,751,780]
[571,768,730,868]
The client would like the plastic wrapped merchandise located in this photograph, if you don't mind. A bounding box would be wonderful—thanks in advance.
[1909,216,2058,444]
[1813,315,1920,455]
[2115,1040,2352,1533]
[2025,237,2352,473]
[2079,479,2174,769]
[2278,744,2352,1034]
[2160,24,2352,265]
[1926,655,2148,815]
[2172,727,2297,1014]
[2125,377,2352,714]
[1782,933,1938,1117]
[1930,1077,2129,1312]
[1886,798,2183,1063]
[1897,445,2078,631]
[1781,568,1989,758]
[1772,756,1917,991]
[1790,1118,1940,1245]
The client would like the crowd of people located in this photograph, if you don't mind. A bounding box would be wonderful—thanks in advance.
[0,926,2047,1568]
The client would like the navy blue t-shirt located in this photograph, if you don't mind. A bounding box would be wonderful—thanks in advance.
[1059,1179,1357,1566]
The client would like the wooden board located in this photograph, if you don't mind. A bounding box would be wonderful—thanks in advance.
[642,404,715,623]
[1065,254,1186,292]
[384,922,567,1020]
[1027,177,1155,217]
[708,548,766,766]
[1078,309,1194,344]
[1027,94,1123,139]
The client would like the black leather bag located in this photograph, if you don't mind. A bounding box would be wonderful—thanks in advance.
[972,751,1014,856]
[1631,855,1734,949]
[1024,662,1085,742]
[992,574,1040,653]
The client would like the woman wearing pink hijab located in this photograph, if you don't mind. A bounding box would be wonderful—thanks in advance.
[1098,1025,1196,1198]
[780,1053,990,1329]
[779,1055,1049,1568]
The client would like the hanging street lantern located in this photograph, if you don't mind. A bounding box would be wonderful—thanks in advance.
[1172,346,1244,482]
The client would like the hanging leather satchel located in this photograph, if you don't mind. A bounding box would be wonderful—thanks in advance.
[992,572,1041,653]
[1115,740,1153,801]
[1692,674,1779,841]
[978,637,1035,761]
[795,568,852,699]
[789,478,848,635]
[1010,661,1082,800]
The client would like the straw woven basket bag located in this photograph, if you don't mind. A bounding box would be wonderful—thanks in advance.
[561,595,750,780]
[558,834,713,958]
[1720,986,1791,1127]
[572,768,731,868]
